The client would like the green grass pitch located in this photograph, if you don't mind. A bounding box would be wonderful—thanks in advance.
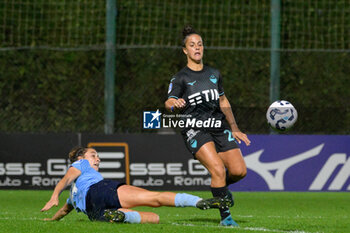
[0,190,349,233]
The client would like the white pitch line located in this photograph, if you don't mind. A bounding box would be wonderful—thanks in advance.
[171,223,316,233]
[242,227,313,233]
[236,215,325,219]
[0,217,39,221]
[187,213,337,220]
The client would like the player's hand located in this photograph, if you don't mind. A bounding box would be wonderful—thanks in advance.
[233,131,251,146]
[41,198,59,212]
[173,98,186,110]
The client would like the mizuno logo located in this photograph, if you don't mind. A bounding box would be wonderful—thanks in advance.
[187,81,196,86]
[244,144,324,190]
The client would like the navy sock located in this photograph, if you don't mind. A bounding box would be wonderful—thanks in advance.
[211,186,231,220]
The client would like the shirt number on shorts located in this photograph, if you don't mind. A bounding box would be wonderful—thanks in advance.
[224,130,235,142]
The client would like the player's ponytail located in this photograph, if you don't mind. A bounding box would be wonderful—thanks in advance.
[69,146,87,163]
[182,25,200,47]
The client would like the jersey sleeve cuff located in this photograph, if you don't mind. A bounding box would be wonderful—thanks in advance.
[168,96,179,99]
[219,92,225,96]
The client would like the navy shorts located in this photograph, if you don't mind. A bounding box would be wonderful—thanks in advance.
[182,126,239,156]
[85,179,125,221]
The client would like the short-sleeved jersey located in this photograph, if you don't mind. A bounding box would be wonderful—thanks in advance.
[66,159,103,213]
[167,65,226,126]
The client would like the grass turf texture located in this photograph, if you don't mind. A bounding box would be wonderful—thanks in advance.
[0,191,349,233]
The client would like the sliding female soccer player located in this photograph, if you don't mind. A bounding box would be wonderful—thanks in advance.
[165,25,251,226]
[41,147,231,224]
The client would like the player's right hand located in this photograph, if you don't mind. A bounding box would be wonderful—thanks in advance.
[233,131,251,146]
[173,98,186,109]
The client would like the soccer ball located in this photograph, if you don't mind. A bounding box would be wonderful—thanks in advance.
[266,100,298,131]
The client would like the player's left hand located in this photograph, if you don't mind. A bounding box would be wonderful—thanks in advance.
[41,198,59,212]
[233,131,251,146]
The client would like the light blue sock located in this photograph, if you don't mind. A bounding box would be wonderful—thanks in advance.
[124,211,141,224]
[175,193,201,207]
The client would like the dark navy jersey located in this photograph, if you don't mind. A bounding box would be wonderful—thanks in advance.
[167,65,226,123]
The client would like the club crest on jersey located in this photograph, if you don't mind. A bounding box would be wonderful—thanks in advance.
[188,89,219,106]
[209,74,217,84]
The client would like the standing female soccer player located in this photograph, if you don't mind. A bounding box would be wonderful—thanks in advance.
[165,25,251,226]
[41,147,230,224]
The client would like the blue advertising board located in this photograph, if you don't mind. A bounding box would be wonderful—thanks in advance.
[0,133,349,191]
[236,135,350,191]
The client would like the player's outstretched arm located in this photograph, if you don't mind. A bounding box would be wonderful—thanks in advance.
[43,203,74,221]
[41,167,81,212]
[219,95,251,146]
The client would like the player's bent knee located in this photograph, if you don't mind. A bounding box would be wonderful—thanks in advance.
[228,168,247,179]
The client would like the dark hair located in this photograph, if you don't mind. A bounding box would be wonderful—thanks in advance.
[182,25,200,47]
[68,146,88,163]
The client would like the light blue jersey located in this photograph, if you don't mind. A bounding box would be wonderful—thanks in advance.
[66,159,103,213]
